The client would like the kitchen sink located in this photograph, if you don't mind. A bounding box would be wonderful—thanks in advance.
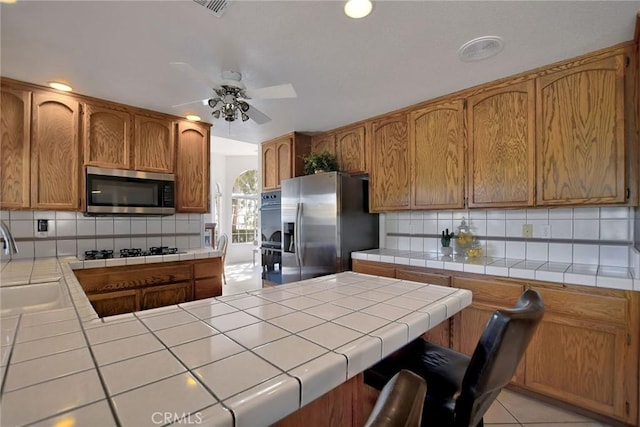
[0,281,71,316]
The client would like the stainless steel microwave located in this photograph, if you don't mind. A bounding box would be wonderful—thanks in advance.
[85,167,175,216]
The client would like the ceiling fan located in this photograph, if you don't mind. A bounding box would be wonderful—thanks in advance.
[170,62,296,125]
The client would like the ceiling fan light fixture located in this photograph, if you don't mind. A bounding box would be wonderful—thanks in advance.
[344,0,372,19]
[212,110,221,119]
[241,112,249,122]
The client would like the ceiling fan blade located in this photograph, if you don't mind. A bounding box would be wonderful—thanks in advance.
[246,83,297,99]
[170,62,221,89]
[245,103,272,125]
[170,98,209,108]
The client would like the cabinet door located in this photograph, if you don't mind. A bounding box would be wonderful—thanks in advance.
[134,114,175,173]
[410,101,465,210]
[0,85,31,209]
[276,137,293,185]
[311,133,336,156]
[84,104,131,169]
[336,125,367,174]
[140,281,193,310]
[451,276,526,383]
[176,121,210,213]
[524,286,631,421]
[31,91,80,210]
[370,114,410,211]
[262,141,278,190]
[88,289,139,318]
[468,81,535,207]
[537,54,626,205]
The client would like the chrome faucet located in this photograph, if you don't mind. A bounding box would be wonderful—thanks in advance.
[0,221,18,257]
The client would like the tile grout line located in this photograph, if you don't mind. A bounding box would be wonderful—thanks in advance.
[75,308,123,427]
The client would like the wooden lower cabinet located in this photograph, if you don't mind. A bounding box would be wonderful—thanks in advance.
[141,281,192,310]
[352,259,640,425]
[193,257,223,299]
[352,259,396,278]
[87,289,139,318]
[75,258,223,317]
[523,285,638,423]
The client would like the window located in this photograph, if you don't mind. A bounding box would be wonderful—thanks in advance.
[231,170,259,244]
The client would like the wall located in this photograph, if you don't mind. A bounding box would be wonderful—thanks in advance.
[381,206,635,268]
[214,155,259,265]
[0,211,204,260]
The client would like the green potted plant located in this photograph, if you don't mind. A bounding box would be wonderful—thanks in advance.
[441,229,455,256]
[302,151,339,175]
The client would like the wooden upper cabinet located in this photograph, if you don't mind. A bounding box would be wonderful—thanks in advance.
[261,133,311,190]
[31,91,80,210]
[467,80,535,207]
[134,114,175,173]
[262,140,278,190]
[276,136,293,185]
[0,84,31,209]
[176,121,210,213]
[370,113,410,211]
[336,124,367,174]
[84,104,131,169]
[410,100,465,210]
[310,133,336,156]
[537,54,627,205]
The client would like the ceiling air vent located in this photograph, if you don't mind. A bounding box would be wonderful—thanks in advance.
[458,36,504,62]
[192,0,230,18]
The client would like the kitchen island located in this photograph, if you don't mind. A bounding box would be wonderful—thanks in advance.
[0,258,471,427]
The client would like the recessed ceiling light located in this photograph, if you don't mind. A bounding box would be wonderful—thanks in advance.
[47,81,73,92]
[344,0,372,19]
[186,115,201,121]
[458,36,505,62]
[0,0,17,4]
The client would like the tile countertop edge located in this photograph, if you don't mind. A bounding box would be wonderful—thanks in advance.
[0,268,471,427]
[352,250,638,292]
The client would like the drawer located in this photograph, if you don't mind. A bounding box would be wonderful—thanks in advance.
[453,276,524,307]
[76,264,192,293]
[531,286,628,325]
[193,258,222,279]
[395,268,451,286]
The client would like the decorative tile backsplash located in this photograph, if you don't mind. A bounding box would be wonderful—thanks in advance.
[381,207,635,268]
[0,211,205,260]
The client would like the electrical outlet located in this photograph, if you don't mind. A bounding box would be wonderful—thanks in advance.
[542,224,551,238]
[37,219,48,232]
[522,224,533,238]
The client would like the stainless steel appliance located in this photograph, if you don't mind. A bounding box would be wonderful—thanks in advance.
[85,167,175,216]
[260,190,282,284]
[281,172,378,283]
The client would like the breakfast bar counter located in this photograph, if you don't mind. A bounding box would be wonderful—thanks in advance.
[0,260,472,427]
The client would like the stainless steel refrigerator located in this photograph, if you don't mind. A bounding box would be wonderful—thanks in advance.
[281,172,379,284]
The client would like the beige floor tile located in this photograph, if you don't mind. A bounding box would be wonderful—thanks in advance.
[484,400,519,424]
[498,389,594,424]
[521,423,611,427]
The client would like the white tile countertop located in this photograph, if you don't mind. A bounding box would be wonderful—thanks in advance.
[352,248,639,291]
[0,257,472,427]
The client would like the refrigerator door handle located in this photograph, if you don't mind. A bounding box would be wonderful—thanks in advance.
[296,202,303,266]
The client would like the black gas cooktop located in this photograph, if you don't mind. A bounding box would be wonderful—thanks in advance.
[83,247,180,260]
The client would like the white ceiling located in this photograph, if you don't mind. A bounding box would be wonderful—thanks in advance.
[1,1,638,152]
